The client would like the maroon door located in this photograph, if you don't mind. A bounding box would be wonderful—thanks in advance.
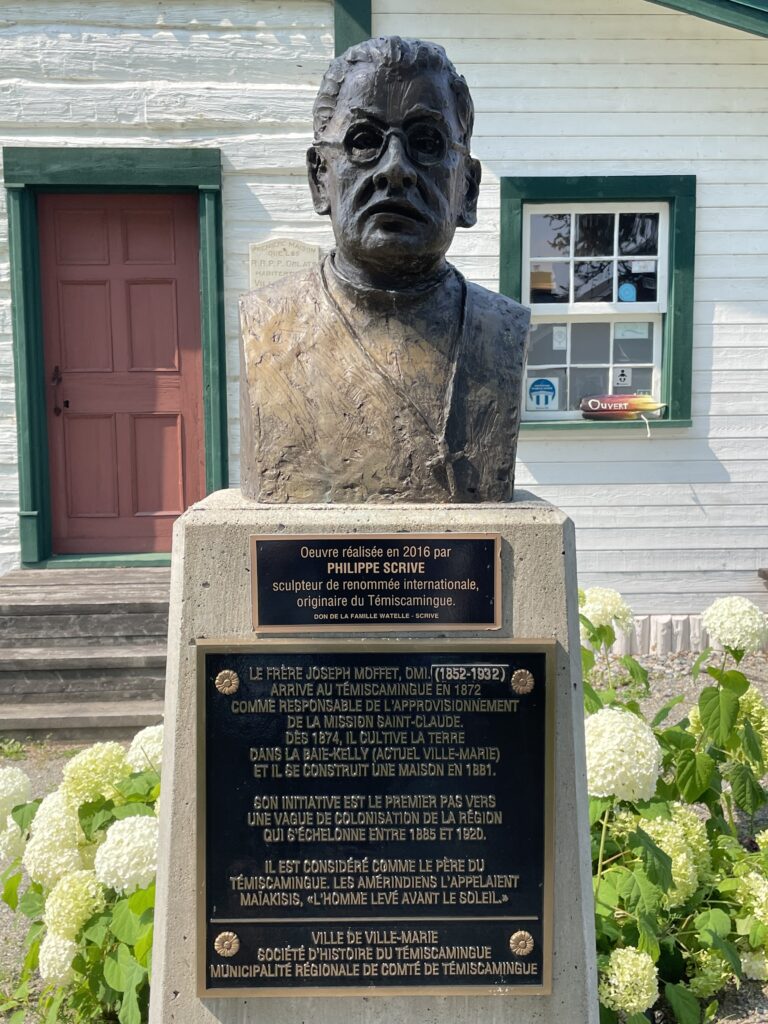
[39,193,206,554]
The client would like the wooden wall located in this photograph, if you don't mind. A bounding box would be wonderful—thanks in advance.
[0,0,766,645]
[372,0,768,622]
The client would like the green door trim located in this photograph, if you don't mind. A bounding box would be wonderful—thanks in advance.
[2,146,228,568]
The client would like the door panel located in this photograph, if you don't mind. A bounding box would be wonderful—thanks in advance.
[39,193,205,554]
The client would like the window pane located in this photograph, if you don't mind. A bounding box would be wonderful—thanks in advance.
[570,367,609,409]
[614,323,653,363]
[528,322,568,365]
[530,214,570,257]
[525,368,566,413]
[619,213,658,256]
[575,214,614,257]
[571,322,610,363]
[618,261,657,302]
[614,367,653,395]
[574,261,612,302]
[531,261,569,303]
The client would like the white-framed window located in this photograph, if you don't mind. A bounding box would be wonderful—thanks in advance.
[522,202,669,420]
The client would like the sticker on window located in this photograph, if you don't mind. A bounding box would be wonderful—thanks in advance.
[552,325,567,350]
[527,377,559,411]
[613,367,632,387]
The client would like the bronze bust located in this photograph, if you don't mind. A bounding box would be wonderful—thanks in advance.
[240,36,530,503]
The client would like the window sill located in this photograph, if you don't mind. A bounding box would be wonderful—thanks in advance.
[520,418,692,432]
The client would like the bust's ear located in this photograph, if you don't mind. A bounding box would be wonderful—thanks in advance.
[457,157,481,229]
[307,146,331,216]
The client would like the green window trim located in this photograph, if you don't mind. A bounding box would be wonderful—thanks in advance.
[2,146,228,567]
[647,0,768,38]
[500,175,696,430]
[335,0,372,54]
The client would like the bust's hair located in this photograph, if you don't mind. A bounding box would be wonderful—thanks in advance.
[313,36,474,146]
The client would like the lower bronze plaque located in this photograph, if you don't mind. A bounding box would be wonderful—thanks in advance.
[197,641,554,997]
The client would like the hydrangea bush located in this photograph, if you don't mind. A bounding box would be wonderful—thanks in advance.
[0,726,162,1024]
[583,592,768,1023]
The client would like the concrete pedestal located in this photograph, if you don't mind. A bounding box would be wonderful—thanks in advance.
[150,489,597,1024]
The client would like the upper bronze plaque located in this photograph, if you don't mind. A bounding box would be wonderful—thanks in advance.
[250,533,501,632]
[240,37,529,504]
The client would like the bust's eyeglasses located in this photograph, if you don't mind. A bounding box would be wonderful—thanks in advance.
[315,121,468,168]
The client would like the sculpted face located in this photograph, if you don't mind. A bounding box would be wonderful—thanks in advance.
[308,62,481,285]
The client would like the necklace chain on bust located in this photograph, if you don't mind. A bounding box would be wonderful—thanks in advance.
[319,256,468,498]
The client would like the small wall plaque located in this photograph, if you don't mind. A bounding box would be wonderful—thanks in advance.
[250,534,501,632]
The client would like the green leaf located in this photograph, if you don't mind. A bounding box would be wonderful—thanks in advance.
[582,644,596,679]
[589,797,613,827]
[10,800,40,834]
[18,887,44,920]
[695,908,731,943]
[110,899,143,945]
[119,985,143,1024]
[741,718,764,768]
[619,655,649,693]
[598,1006,619,1024]
[710,934,742,977]
[43,989,66,1024]
[699,686,739,746]
[112,802,156,821]
[82,911,111,947]
[583,679,602,714]
[665,982,701,1024]
[660,726,696,752]
[729,762,766,815]
[134,924,153,969]
[652,695,685,727]
[631,827,674,891]
[626,1015,651,1024]
[637,911,661,962]
[594,874,620,918]
[718,669,749,697]
[749,919,767,948]
[114,770,160,802]
[78,798,115,841]
[617,866,662,915]
[677,749,715,802]
[1,871,21,911]
[703,1001,719,1023]
[691,648,711,681]
[128,883,155,917]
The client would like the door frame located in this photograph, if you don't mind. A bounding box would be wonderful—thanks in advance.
[3,147,228,567]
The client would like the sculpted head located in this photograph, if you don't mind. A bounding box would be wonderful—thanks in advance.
[307,36,482,287]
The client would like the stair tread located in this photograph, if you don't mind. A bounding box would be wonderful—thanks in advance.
[1,700,163,729]
[0,645,167,669]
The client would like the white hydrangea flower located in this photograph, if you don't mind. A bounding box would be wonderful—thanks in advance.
[599,946,658,1016]
[642,816,699,907]
[580,587,634,637]
[23,790,84,889]
[702,596,768,654]
[43,870,104,939]
[38,930,77,986]
[688,949,731,998]
[737,871,768,928]
[127,724,163,773]
[61,742,130,804]
[95,815,158,894]
[741,949,768,982]
[584,708,662,802]
[755,828,768,850]
[0,766,31,821]
[0,815,25,868]
[671,803,712,882]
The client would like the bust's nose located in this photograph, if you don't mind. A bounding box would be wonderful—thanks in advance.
[372,134,416,191]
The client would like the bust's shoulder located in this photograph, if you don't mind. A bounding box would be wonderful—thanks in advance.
[464,279,530,336]
[239,264,323,323]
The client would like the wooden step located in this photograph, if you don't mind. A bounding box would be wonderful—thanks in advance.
[0,700,164,740]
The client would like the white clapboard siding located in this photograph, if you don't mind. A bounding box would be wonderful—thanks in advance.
[371,0,768,620]
[0,0,766,632]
